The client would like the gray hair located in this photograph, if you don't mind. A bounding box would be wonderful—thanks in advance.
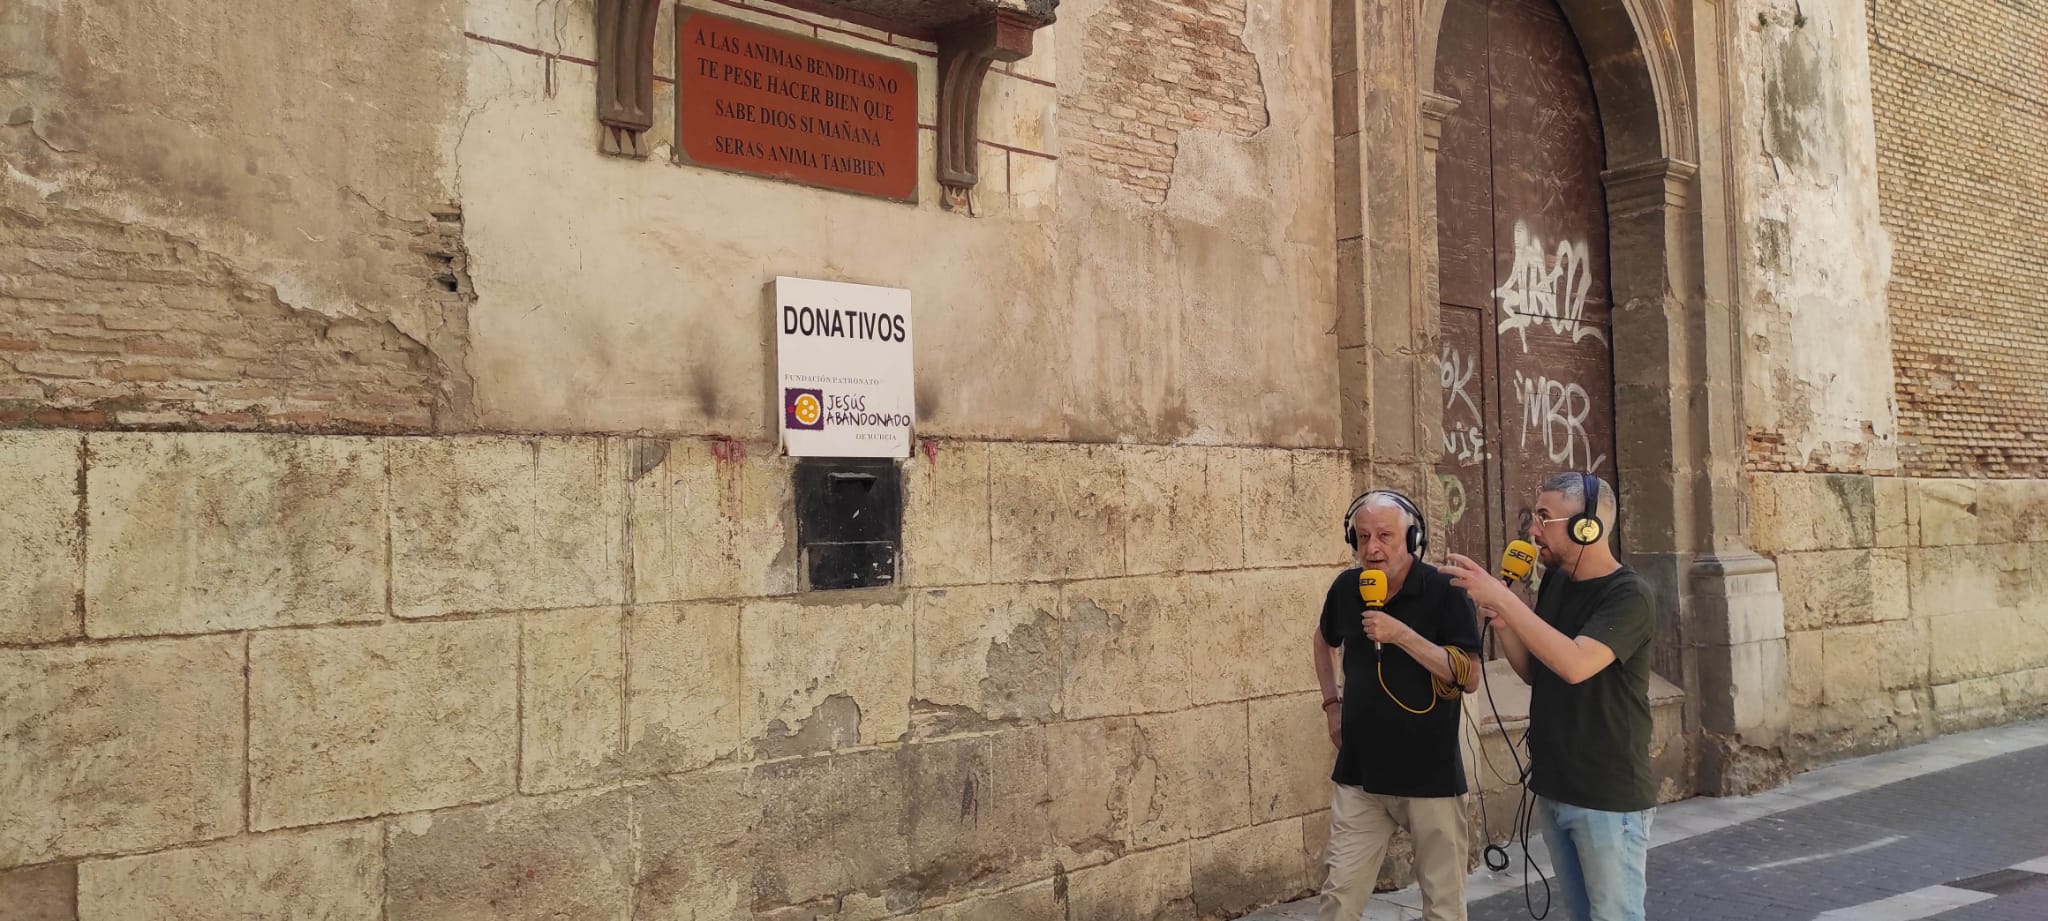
[1540,471,1617,525]
[1352,492,1418,533]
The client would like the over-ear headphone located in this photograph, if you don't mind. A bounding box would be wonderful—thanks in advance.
[1343,489,1427,555]
[1567,471,1605,546]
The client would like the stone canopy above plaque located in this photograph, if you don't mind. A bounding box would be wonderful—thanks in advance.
[595,0,1058,208]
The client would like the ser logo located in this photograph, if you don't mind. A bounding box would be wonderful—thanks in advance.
[785,388,824,431]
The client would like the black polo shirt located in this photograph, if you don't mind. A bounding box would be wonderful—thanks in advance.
[1319,562,1483,797]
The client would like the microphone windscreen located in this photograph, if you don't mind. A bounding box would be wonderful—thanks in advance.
[1499,540,1538,584]
[1359,569,1387,608]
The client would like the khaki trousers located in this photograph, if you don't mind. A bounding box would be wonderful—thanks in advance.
[1316,784,1470,921]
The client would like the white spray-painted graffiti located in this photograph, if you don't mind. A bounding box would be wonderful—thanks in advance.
[1514,370,1606,472]
[1495,221,1606,352]
[1440,345,1487,465]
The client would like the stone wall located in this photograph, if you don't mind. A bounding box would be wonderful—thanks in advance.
[0,430,1359,920]
[1750,473,2048,768]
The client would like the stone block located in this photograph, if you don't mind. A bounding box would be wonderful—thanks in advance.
[1371,357,1419,459]
[1010,148,1059,211]
[0,432,81,644]
[0,862,77,921]
[523,608,626,793]
[1822,620,1929,703]
[912,584,1062,726]
[1786,630,1823,714]
[1068,846,1196,921]
[1873,476,1910,548]
[1302,811,1333,891]
[1046,718,1141,868]
[1061,576,1191,719]
[979,70,1058,153]
[1249,693,1332,822]
[1908,545,2008,617]
[1930,608,2032,684]
[86,434,385,637]
[989,443,1125,582]
[903,730,1055,895]
[1122,446,1245,575]
[1132,705,1252,848]
[391,437,626,617]
[1193,570,1325,706]
[250,621,518,829]
[79,825,379,921]
[0,638,242,866]
[631,440,795,603]
[902,440,991,587]
[1775,549,1877,631]
[2001,666,2048,710]
[1910,478,1980,547]
[1746,473,1874,552]
[1191,819,1309,920]
[1870,549,1912,620]
[1981,479,2048,544]
[631,769,753,921]
[1243,450,1353,568]
[1931,677,2006,733]
[627,603,743,775]
[1697,638,1787,736]
[909,881,1059,921]
[751,749,910,908]
[386,789,632,921]
[740,599,912,754]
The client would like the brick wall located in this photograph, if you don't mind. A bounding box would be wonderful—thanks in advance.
[1062,0,1268,203]
[0,190,463,433]
[0,431,1357,920]
[1868,0,2048,476]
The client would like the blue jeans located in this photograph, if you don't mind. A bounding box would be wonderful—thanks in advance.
[1538,796,1653,921]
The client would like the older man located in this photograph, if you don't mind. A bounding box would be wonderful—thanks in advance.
[1312,489,1483,921]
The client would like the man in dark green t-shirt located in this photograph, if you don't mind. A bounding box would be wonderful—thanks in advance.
[1445,472,1657,921]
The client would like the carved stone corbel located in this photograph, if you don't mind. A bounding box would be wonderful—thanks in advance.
[936,11,1038,209]
[596,0,661,157]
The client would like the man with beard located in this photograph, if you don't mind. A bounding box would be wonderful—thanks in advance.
[1445,472,1657,921]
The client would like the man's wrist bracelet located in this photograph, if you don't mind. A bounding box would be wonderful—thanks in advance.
[1321,696,1342,710]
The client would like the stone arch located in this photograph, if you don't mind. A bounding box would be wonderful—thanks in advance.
[1418,0,1696,168]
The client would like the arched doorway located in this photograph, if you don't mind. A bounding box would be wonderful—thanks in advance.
[1431,0,1620,564]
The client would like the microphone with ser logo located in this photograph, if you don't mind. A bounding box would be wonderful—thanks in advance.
[1358,569,1388,657]
[1498,539,1537,586]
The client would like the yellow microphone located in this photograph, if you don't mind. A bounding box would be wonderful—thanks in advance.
[1499,539,1538,585]
[1359,569,1387,656]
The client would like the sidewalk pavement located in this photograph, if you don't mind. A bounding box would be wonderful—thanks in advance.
[1243,717,2048,921]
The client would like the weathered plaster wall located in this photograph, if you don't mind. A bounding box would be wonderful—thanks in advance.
[456,0,1336,445]
[1734,0,1899,473]
[0,431,1357,920]
[0,0,474,430]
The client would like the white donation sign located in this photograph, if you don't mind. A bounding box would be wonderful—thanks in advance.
[774,276,915,458]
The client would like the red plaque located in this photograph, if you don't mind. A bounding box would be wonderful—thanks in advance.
[676,9,920,202]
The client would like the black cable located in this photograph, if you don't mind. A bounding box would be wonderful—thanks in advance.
[1481,614,1551,920]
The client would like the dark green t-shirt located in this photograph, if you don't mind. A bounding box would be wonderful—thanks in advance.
[1526,565,1657,813]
